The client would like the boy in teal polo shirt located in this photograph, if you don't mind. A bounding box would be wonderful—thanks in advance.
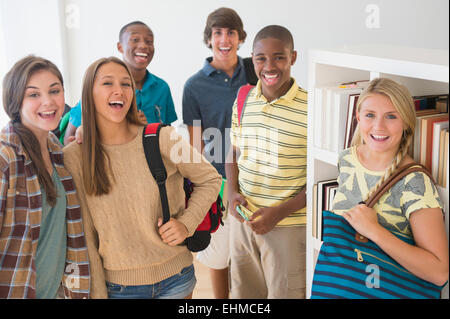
[64,21,177,144]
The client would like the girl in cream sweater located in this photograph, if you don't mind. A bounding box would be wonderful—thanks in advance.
[64,57,222,299]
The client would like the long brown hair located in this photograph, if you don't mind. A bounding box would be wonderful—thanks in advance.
[81,57,141,196]
[2,55,63,206]
[351,78,416,201]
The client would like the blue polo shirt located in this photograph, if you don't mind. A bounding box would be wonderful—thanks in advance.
[182,56,248,177]
[69,70,177,126]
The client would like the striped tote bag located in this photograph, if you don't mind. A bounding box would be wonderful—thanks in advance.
[311,164,445,299]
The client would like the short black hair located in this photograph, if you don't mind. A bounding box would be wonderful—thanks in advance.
[119,21,151,42]
[253,25,294,51]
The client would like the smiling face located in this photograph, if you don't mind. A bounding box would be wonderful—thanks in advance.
[356,93,405,156]
[20,69,65,138]
[118,24,154,72]
[92,62,134,128]
[209,27,241,65]
[252,37,297,101]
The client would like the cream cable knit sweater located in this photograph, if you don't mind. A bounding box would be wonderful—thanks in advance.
[64,126,222,298]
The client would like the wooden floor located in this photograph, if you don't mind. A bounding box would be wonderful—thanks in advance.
[192,254,214,299]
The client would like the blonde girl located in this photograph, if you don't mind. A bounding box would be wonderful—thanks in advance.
[332,77,448,286]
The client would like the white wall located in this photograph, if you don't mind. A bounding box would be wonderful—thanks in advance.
[0,5,6,117]
[1,0,449,127]
[0,0,67,126]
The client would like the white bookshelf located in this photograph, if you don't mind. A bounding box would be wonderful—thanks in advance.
[306,45,449,299]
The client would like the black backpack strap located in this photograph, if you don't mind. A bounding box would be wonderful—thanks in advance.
[142,123,171,224]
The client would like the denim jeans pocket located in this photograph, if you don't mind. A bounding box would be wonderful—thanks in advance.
[177,264,194,277]
[106,281,124,293]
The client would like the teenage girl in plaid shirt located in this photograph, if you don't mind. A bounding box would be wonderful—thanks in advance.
[0,55,90,299]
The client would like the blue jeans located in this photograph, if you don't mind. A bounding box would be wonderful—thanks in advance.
[106,265,196,299]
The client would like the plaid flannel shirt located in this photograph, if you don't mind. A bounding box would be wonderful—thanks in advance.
[0,123,90,298]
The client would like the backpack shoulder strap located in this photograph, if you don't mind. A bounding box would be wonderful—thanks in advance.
[142,123,171,223]
[237,84,254,126]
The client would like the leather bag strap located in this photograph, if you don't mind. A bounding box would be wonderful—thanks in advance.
[354,163,434,243]
[365,163,434,208]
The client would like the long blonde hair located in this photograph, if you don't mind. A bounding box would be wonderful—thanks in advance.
[81,57,141,196]
[351,78,416,201]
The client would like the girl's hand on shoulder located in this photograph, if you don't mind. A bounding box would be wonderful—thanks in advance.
[67,125,84,144]
[343,203,382,239]
[158,218,189,246]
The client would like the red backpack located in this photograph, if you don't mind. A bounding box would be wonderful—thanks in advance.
[142,123,224,252]
[236,84,255,126]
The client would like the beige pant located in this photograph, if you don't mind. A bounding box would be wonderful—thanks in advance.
[229,217,306,299]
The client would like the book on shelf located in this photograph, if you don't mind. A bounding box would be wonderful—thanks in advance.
[331,88,363,152]
[432,121,449,182]
[326,184,339,212]
[436,96,449,113]
[443,130,449,188]
[344,94,360,149]
[437,129,448,186]
[314,80,369,153]
[315,179,338,241]
[419,114,449,171]
[312,184,318,239]
[324,89,333,151]
[413,112,445,162]
[413,94,448,113]
[408,94,449,185]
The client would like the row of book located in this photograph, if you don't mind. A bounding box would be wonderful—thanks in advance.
[313,80,369,153]
[412,96,449,187]
[311,179,337,240]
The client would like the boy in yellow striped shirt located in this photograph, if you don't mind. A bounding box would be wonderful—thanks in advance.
[225,25,308,298]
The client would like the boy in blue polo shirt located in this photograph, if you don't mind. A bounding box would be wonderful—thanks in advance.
[182,7,252,299]
[64,21,177,144]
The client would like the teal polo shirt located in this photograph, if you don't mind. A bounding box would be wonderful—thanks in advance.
[69,70,177,126]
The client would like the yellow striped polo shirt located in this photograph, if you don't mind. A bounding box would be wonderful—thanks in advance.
[230,79,308,226]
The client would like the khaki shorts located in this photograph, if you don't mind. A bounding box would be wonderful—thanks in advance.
[196,179,230,270]
[229,216,306,299]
